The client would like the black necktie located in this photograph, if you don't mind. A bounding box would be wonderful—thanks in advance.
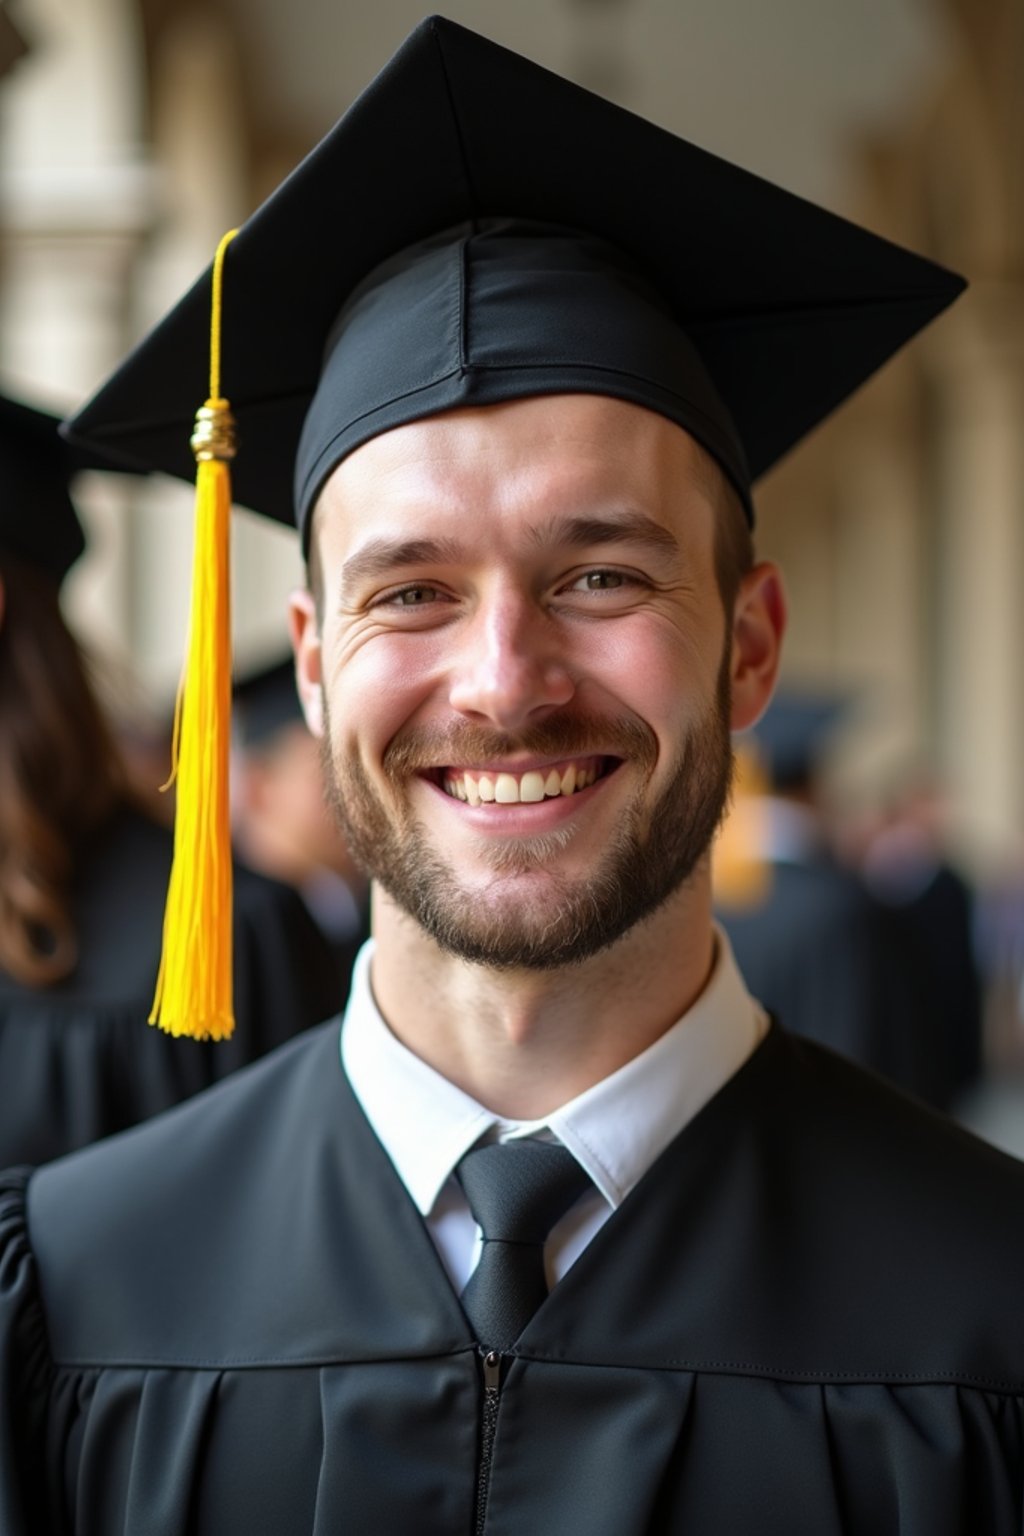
[456,1140,591,1351]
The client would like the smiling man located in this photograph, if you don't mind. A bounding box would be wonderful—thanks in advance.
[298,398,768,1049]
[4,18,1024,1536]
[294,393,776,1145]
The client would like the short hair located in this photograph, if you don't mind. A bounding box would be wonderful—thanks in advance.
[708,469,755,617]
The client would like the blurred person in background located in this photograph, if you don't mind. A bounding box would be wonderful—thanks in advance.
[232,652,369,975]
[857,777,983,1111]
[975,864,1024,1072]
[716,691,935,1100]
[0,395,342,1167]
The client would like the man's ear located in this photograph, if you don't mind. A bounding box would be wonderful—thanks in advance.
[288,588,324,738]
[729,560,786,732]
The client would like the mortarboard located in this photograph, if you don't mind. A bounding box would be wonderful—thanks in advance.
[0,393,128,582]
[63,15,964,541]
[59,16,966,1041]
[746,690,850,792]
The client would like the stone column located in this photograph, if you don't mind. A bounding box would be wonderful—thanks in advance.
[0,0,154,661]
[930,286,1024,866]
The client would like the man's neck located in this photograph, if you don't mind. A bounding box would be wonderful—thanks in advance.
[369,880,716,1119]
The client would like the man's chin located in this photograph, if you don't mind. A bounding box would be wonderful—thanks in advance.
[470,830,583,878]
[384,856,647,971]
[413,910,616,973]
[418,866,575,923]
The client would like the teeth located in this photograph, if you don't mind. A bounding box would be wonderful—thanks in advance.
[441,758,606,804]
[520,771,546,803]
[495,773,519,804]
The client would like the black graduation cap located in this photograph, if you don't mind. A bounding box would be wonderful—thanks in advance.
[747,690,850,792]
[0,393,122,581]
[232,655,304,751]
[62,14,965,544]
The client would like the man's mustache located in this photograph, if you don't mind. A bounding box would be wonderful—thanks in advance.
[382,712,658,779]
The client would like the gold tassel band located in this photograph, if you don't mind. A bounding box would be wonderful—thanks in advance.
[191,401,237,463]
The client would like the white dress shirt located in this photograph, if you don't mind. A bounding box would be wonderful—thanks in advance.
[342,929,767,1293]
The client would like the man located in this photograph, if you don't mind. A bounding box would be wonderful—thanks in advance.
[4,18,1024,1534]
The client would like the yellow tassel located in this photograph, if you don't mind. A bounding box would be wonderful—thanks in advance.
[149,229,239,1039]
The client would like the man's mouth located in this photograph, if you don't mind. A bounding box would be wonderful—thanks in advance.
[432,754,617,806]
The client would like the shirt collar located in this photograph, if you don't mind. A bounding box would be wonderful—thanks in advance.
[342,929,767,1217]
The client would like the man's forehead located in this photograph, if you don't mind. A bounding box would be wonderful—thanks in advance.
[316,394,721,526]
[313,396,721,565]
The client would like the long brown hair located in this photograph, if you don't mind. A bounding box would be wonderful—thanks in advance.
[0,553,124,985]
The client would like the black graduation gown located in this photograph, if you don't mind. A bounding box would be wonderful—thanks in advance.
[0,803,352,1166]
[3,1019,1024,1534]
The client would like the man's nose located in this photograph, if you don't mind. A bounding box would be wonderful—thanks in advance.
[447,593,575,731]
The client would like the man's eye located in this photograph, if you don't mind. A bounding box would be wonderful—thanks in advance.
[389,585,440,606]
[574,570,626,591]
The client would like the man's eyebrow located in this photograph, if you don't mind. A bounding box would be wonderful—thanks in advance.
[339,512,680,594]
[340,536,466,594]
[531,510,681,559]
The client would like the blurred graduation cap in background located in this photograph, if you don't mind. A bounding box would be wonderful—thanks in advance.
[232,655,303,752]
[59,15,966,1041]
[0,393,132,583]
[745,690,852,795]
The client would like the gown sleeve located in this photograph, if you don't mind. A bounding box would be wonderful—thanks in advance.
[0,1168,51,1536]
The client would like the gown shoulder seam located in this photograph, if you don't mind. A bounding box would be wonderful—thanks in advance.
[511,1351,1024,1394]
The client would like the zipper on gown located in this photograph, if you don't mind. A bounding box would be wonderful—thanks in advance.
[474,1348,504,1533]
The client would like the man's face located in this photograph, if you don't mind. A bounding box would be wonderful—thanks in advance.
[294,394,766,970]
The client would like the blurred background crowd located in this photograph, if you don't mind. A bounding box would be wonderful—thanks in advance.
[0,0,1021,1151]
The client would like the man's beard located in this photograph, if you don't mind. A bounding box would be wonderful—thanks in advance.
[320,649,734,971]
